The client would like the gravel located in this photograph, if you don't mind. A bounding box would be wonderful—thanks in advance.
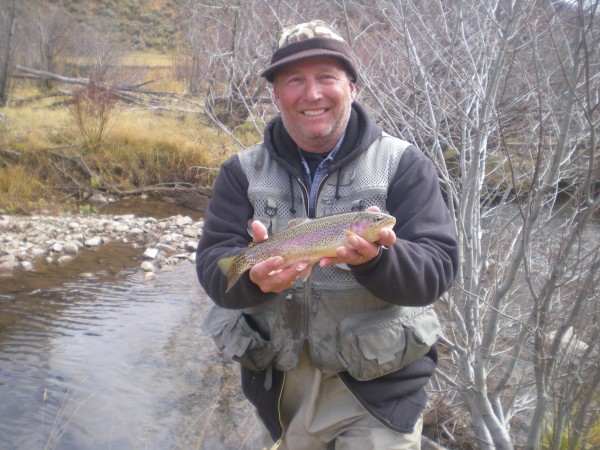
[0,213,203,280]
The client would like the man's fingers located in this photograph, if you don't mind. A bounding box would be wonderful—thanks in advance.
[250,258,314,293]
[251,220,269,243]
[378,228,396,246]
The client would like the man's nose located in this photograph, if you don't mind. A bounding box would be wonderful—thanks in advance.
[303,78,323,101]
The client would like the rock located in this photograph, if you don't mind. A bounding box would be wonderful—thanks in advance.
[113,223,130,233]
[0,210,206,281]
[140,261,155,272]
[156,243,177,254]
[174,215,193,227]
[184,240,198,252]
[85,236,103,247]
[143,248,159,259]
[0,260,17,270]
[0,255,16,264]
[183,226,201,238]
[57,255,74,265]
[143,271,157,281]
[88,193,109,204]
[64,242,79,255]
[158,233,177,244]
[30,247,46,257]
[115,214,135,221]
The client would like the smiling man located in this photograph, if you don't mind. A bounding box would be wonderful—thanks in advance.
[196,20,458,449]
[273,56,356,153]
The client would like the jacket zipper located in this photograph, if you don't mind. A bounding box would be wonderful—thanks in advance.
[270,175,324,449]
[314,173,332,217]
[293,175,309,216]
[294,171,331,218]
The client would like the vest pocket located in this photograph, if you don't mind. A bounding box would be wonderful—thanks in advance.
[337,305,441,381]
[203,306,277,372]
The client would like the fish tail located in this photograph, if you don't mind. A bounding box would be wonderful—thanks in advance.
[218,255,244,293]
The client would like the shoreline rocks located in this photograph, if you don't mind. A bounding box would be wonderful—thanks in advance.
[0,213,203,279]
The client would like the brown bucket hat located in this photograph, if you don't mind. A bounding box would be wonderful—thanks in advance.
[260,20,358,83]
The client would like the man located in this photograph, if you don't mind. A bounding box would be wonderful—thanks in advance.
[196,20,458,449]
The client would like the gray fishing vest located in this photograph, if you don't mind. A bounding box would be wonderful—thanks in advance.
[204,133,441,381]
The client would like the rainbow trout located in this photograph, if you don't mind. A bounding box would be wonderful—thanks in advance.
[218,211,396,292]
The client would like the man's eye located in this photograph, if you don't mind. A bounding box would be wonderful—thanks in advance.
[319,75,337,83]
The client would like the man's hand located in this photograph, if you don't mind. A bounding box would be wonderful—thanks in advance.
[248,220,312,293]
[319,206,396,268]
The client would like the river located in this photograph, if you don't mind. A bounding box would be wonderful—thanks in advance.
[0,202,263,450]
[1,199,597,449]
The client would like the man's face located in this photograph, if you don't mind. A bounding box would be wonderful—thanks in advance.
[273,57,356,153]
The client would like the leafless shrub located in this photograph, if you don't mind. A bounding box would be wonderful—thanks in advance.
[68,79,119,153]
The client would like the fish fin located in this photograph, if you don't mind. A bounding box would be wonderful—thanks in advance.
[225,273,242,293]
[217,255,234,275]
[218,255,242,293]
[287,218,312,229]
[297,265,313,282]
[343,229,357,238]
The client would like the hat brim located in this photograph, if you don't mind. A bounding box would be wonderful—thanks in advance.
[260,49,358,83]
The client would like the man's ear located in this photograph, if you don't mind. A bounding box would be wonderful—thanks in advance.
[273,83,280,106]
[350,81,357,101]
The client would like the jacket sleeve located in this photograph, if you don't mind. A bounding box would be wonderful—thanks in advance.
[195,155,281,309]
[352,145,458,306]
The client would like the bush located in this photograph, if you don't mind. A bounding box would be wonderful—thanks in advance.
[68,79,120,153]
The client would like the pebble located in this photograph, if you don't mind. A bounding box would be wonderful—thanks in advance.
[0,214,204,280]
[143,272,157,281]
[143,248,160,259]
[140,261,155,272]
[85,236,103,247]
[57,255,75,265]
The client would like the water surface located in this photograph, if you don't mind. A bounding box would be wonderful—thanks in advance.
[0,261,262,450]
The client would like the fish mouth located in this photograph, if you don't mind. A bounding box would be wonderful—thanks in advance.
[381,218,396,228]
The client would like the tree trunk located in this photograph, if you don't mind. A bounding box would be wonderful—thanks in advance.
[0,0,17,106]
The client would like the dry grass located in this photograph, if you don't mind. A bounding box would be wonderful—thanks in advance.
[122,52,172,67]
[0,166,49,214]
[0,69,260,214]
[2,104,76,150]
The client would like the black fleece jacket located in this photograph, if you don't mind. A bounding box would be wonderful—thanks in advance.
[196,102,458,439]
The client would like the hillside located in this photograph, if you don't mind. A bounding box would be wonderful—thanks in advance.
[49,0,179,51]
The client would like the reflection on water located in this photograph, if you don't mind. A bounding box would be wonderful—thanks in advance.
[96,197,204,221]
[0,263,262,449]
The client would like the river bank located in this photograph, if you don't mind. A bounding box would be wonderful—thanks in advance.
[0,213,202,281]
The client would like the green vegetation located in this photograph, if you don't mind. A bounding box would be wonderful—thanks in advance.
[49,0,178,51]
[543,415,600,450]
